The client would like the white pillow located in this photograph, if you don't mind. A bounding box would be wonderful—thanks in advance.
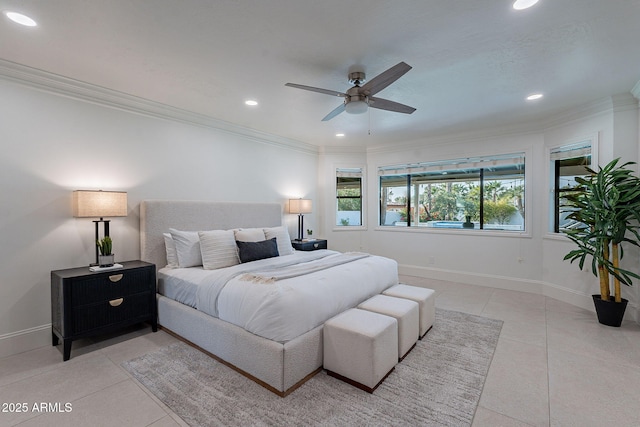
[169,229,202,268]
[198,230,239,270]
[264,226,294,256]
[234,228,266,242]
[163,233,178,268]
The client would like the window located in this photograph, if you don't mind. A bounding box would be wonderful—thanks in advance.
[549,141,592,233]
[336,168,363,226]
[379,153,525,231]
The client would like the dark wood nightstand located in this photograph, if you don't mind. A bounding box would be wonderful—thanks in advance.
[291,239,328,251]
[51,260,157,361]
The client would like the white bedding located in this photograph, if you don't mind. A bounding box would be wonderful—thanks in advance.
[158,250,398,342]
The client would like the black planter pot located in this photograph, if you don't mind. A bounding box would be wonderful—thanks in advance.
[592,295,628,327]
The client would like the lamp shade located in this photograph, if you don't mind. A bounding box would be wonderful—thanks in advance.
[73,190,128,218]
[289,199,312,214]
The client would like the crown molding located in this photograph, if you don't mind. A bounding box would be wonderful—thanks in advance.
[611,92,639,112]
[541,96,614,130]
[319,145,368,155]
[368,93,637,155]
[366,120,540,154]
[0,59,319,155]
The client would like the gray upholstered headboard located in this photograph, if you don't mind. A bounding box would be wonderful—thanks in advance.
[140,200,283,269]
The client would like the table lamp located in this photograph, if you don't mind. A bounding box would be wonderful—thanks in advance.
[73,190,128,265]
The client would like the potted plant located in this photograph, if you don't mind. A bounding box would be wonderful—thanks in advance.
[562,158,640,326]
[462,213,474,229]
[97,236,115,267]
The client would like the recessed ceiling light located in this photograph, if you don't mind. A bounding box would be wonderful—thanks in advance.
[335,133,345,137]
[4,11,37,27]
[244,100,258,106]
[526,93,544,101]
[513,0,539,10]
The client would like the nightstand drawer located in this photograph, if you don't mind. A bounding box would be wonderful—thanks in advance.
[71,268,153,305]
[72,292,152,334]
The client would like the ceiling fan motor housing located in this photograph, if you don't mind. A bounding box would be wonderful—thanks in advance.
[348,71,366,86]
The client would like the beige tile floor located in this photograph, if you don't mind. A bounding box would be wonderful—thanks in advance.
[1,275,639,426]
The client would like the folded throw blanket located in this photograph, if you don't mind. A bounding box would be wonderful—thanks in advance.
[239,252,370,283]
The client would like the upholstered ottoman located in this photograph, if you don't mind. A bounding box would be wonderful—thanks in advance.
[383,284,436,339]
[323,308,398,393]
[358,294,419,360]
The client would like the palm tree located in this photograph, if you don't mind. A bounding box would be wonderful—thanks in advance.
[483,181,504,203]
[502,185,525,220]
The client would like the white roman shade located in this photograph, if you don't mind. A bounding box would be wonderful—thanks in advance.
[550,141,592,161]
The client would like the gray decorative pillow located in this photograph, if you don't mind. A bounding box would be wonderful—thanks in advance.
[236,238,279,263]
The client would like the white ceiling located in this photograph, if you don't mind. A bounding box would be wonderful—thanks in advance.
[1,0,639,147]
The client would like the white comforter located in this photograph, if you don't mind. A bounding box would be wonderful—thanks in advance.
[159,250,398,342]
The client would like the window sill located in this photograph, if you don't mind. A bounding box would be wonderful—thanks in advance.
[374,225,531,238]
[332,226,367,232]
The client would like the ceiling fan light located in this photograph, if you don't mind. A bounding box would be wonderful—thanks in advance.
[345,100,368,115]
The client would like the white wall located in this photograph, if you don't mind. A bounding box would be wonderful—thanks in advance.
[322,94,640,320]
[0,78,318,357]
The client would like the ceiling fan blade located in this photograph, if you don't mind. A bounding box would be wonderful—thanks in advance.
[322,103,346,121]
[285,83,347,98]
[368,97,416,114]
[359,62,412,96]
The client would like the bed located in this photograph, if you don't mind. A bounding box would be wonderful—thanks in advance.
[140,200,399,396]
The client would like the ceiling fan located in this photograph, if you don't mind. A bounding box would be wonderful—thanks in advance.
[285,62,416,121]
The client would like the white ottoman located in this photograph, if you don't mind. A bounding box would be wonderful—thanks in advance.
[358,294,419,360]
[323,308,398,393]
[383,284,435,339]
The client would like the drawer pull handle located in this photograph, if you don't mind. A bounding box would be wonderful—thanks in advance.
[109,274,123,282]
[109,298,124,307]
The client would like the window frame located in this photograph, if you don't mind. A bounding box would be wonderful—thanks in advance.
[546,134,598,236]
[334,166,366,230]
[377,152,528,235]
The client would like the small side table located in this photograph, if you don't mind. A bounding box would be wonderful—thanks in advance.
[51,260,157,361]
[291,239,328,251]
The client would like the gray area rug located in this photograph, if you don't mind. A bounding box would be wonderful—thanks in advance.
[123,309,502,426]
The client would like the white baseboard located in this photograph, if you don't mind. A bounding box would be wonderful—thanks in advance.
[0,324,51,359]
[541,281,595,313]
[399,264,638,323]
[399,264,544,294]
